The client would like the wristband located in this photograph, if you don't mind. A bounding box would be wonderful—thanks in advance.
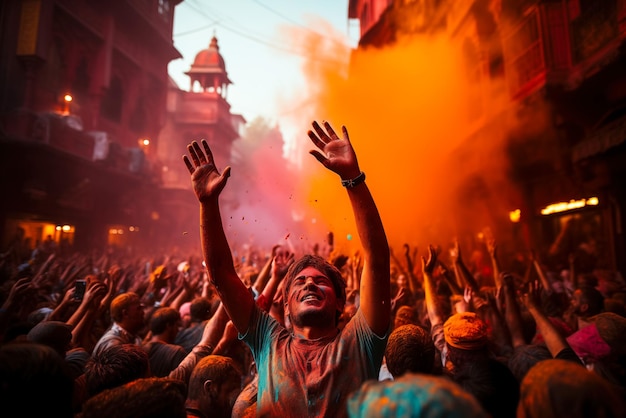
[341,171,366,188]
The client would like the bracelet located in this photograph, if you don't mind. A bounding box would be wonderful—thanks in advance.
[341,171,366,188]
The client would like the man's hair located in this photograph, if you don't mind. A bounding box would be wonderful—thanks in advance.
[188,355,242,400]
[453,359,519,418]
[282,254,347,305]
[85,343,150,397]
[190,297,214,322]
[0,343,74,418]
[446,344,490,370]
[110,292,140,323]
[81,377,187,418]
[507,344,551,382]
[385,324,435,377]
[149,307,180,335]
[578,286,605,317]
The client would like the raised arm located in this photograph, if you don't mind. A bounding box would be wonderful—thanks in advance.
[308,121,390,335]
[422,246,444,328]
[486,238,502,289]
[452,239,480,293]
[183,140,254,334]
[522,280,573,359]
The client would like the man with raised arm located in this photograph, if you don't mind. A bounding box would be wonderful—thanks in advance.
[183,120,390,417]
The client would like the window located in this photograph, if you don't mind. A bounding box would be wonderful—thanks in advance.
[100,76,123,122]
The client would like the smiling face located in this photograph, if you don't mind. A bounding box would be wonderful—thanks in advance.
[285,266,343,330]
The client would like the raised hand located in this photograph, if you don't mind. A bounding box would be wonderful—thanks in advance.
[183,139,231,203]
[486,238,497,258]
[522,280,543,310]
[422,245,437,276]
[307,121,360,180]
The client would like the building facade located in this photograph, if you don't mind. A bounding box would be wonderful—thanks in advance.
[156,35,245,247]
[348,0,626,273]
[0,0,183,252]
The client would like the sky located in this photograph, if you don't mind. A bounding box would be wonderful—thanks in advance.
[168,0,357,127]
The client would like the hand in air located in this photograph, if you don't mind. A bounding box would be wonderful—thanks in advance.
[307,121,360,180]
[183,139,231,203]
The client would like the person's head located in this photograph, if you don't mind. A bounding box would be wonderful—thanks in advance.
[187,355,243,418]
[80,377,187,418]
[453,358,519,418]
[396,274,408,290]
[507,344,551,382]
[0,343,74,418]
[443,312,489,371]
[518,359,624,418]
[110,292,145,334]
[571,286,604,319]
[385,324,436,378]
[394,305,418,329]
[26,320,73,357]
[149,307,181,342]
[347,373,488,418]
[283,254,346,330]
[179,302,192,328]
[190,297,214,322]
[85,343,151,398]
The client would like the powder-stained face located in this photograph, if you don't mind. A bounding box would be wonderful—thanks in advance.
[285,266,341,329]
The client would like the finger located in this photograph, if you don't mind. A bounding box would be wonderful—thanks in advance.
[201,139,215,165]
[309,150,329,167]
[342,125,350,142]
[308,130,326,151]
[312,121,331,143]
[183,156,194,174]
[323,121,340,141]
[193,142,207,164]
[187,143,201,166]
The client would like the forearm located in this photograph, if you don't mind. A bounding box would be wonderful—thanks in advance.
[252,255,273,294]
[533,261,552,293]
[454,259,479,293]
[200,202,253,331]
[528,306,568,357]
[347,183,390,334]
[504,288,526,347]
[491,256,501,289]
[424,272,444,327]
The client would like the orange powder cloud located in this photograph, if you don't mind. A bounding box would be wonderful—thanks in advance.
[274,20,550,258]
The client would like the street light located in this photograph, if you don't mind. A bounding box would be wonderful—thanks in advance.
[63,94,73,114]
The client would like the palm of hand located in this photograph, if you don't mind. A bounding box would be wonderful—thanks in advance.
[321,140,356,172]
[192,165,223,201]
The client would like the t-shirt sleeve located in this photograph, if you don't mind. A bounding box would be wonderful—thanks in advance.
[240,305,282,361]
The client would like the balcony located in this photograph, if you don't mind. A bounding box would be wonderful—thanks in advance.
[502,1,621,101]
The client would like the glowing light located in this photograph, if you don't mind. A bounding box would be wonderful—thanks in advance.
[509,209,521,223]
[56,226,62,231]
[541,197,599,215]
[142,138,150,146]
[129,226,135,232]
[62,225,71,232]
[109,228,118,235]
[64,94,73,102]
[477,232,484,240]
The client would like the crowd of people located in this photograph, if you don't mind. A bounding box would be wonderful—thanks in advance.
[1,120,625,418]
